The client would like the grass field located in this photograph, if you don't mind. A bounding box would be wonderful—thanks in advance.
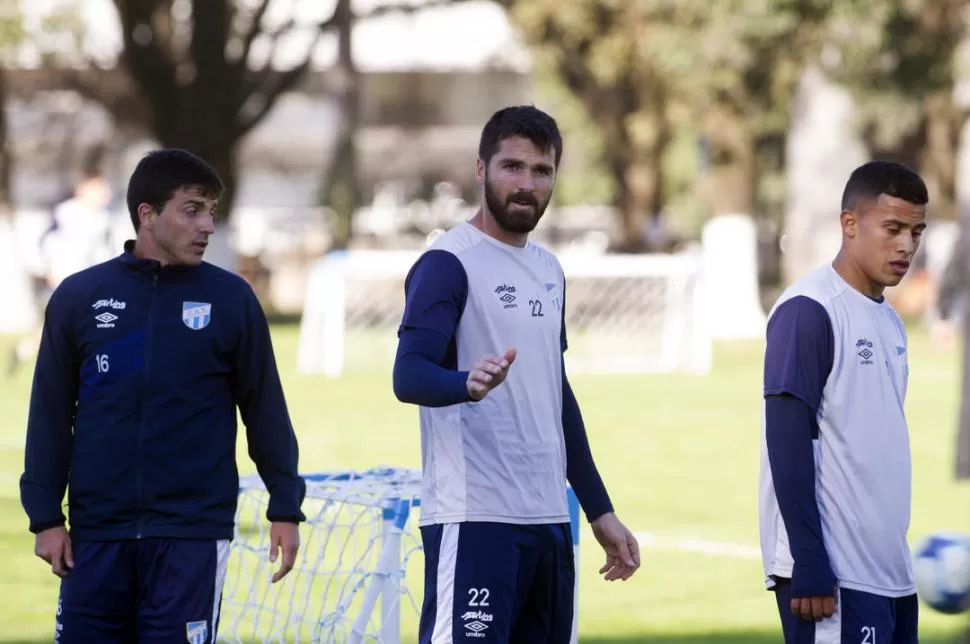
[0,322,969,642]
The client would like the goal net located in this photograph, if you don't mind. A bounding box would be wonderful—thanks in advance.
[219,468,424,643]
[296,248,712,377]
[218,469,581,643]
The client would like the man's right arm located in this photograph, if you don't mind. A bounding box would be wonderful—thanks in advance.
[20,286,79,534]
[763,295,837,598]
[392,250,473,407]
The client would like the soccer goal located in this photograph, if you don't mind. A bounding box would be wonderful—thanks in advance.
[218,469,582,643]
[296,248,712,377]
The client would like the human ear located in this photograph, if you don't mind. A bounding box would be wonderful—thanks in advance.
[476,158,486,186]
[137,203,156,231]
[840,209,858,238]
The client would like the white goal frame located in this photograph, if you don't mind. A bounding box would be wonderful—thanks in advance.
[296,248,712,377]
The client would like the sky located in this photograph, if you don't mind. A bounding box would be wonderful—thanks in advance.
[15,0,531,72]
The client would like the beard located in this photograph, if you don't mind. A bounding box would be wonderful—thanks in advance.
[484,174,550,235]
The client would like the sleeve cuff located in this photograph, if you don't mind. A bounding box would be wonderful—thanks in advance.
[29,518,66,534]
[790,562,838,598]
[265,478,307,523]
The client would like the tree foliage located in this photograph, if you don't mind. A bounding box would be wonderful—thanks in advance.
[677,0,833,219]
[826,0,970,219]
[501,0,679,250]
[501,0,834,248]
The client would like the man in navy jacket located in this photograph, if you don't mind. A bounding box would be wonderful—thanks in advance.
[20,148,306,643]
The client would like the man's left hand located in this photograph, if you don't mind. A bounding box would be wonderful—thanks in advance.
[591,512,640,581]
[268,521,300,583]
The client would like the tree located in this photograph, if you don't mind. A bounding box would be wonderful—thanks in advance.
[675,0,834,219]
[57,0,467,220]
[317,0,360,250]
[501,0,673,251]
[0,69,12,221]
[826,0,970,220]
[499,0,833,249]
[0,1,23,221]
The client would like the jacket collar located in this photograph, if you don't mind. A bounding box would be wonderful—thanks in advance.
[119,240,198,281]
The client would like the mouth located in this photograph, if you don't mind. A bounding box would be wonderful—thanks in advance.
[889,260,910,276]
[508,193,537,207]
[191,241,208,252]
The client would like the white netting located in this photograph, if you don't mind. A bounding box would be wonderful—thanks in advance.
[297,248,712,377]
[218,468,424,644]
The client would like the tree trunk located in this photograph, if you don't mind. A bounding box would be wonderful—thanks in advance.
[0,68,13,221]
[704,101,756,217]
[603,105,668,253]
[319,0,360,251]
[322,133,360,250]
[152,132,239,221]
[921,91,962,221]
[611,151,665,252]
[865,122,923,172]
[203,146,238,222]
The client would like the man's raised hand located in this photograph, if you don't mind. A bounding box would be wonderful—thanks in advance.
[466,348,517,400]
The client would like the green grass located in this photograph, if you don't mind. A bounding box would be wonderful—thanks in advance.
[0,324,969,642]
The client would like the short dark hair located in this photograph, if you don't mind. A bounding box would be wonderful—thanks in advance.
[126,149,224,231]
[478,105,563,169]
[840,160,928,212]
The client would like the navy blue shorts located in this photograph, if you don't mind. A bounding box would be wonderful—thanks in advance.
[419,522,575,643]
[774,578,918,644]
[55,538,230,644]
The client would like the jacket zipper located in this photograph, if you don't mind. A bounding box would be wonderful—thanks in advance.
[136,270,159,538]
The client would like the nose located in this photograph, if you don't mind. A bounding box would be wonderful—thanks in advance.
[199,212,216,235]
[899,231,918,257]
[517,170,536,192]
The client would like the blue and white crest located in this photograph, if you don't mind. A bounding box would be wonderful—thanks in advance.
[182,302,212,330]
[185,620,208,644]
[545,282,562,311]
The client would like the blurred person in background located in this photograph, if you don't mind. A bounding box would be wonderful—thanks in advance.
[42,146,115,286]
[6,146,114,376]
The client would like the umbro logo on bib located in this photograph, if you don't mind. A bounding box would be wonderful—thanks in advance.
[494,283,517,309]
[855,338,874,365]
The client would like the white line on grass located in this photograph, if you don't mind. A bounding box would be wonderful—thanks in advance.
[631,531,761,560]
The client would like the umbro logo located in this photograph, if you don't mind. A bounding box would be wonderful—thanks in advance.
[95,312,118,329]
[495,283,517,309]
[464,620,488,636]
[856,338,874,365]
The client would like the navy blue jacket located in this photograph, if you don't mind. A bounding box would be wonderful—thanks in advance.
[20,241,306,541]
